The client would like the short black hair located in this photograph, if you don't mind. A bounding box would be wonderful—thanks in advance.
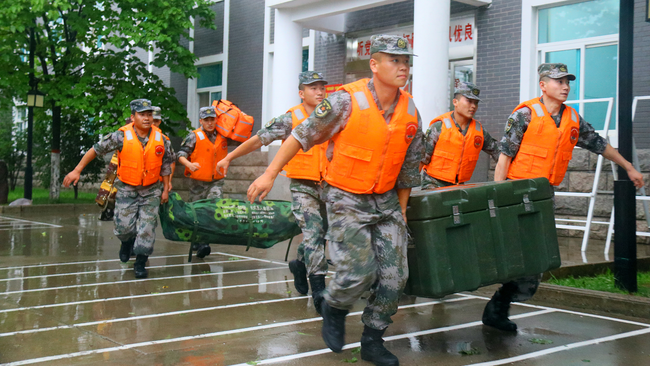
[453,93,463,100]
[298,83,305,91]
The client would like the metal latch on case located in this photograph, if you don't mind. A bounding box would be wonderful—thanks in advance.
[452,205,462,224]
[523,194,533,212]
[488,199,497,217]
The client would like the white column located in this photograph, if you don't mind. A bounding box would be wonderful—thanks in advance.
[271,8,303,118]
[412,0,450,125]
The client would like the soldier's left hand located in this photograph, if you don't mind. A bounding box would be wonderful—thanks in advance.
[247,173,275,203]
[161,190,169,204]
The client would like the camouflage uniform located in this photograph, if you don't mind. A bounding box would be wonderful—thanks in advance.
[257,72,329,276]
[293,77,424,330]
[93,118,175,257]
[497,63,607,303]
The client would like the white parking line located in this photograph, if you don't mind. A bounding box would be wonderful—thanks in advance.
[457,293,650,328]
[0,296,310,338]
[0,216,62,228]
[467,327,650,366]
[1,266,290,295]
[0,259,255,283]
[225,310,555,366]
[1,297,478,366]
[0,254,192,271]
[0,277,293,314]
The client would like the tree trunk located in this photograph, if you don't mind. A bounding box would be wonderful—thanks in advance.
[49,104,61,200]
[73,183,78,199]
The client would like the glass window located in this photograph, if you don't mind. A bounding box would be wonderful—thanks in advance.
[538,0,619,44]
[302,49,309,72]
[198,91,222,108]
[583,44,618,130]
[197,63,223,89]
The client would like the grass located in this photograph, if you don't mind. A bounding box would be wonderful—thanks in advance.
[5,187,96,205]
[546,269,650,298]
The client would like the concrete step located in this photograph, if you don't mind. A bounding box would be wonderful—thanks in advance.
[225,166,267,180]
[230,151,268,166]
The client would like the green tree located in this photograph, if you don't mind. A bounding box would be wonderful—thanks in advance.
[0,0,215,197]
[0,108,27,191]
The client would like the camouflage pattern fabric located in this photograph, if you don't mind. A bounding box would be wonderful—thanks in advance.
[290,179,328,276]
[292,78,424,190]
[257,111,293,146]
[420,171,454,190]
[321,183,408,331]
[189,179,224,202]
[500,102,608,158]
[159,192,301,248]
[114,181,163,256]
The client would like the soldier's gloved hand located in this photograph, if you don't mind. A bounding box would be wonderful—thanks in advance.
[63,170,81,187]
[188,162,201,172]
[216,158,230,177]
[161,189,169,204]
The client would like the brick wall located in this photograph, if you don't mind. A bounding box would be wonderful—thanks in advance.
[474,0,522,139]
[313,32,347,85]
[194,1,225,58]
[227,0,265,132]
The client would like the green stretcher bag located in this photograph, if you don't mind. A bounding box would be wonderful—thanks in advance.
[405,178,560,299]
[159,192,301,249]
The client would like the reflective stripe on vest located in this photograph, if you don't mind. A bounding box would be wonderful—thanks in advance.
[117,124,164,187]
[184,129,228,182]
[425,111,484,184]
[324,78,418,194]
[283,104,329,181]
[507,97,580,185]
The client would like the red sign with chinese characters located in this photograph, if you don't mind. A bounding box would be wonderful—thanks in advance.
[325,84,343,97]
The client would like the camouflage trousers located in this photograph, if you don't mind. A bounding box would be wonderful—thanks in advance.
[322,183,408,331]
[114,182,162,256]
[189,179,224,202]
[496,274,542,302]
[420,170,454,190]
[290,179,328,276]
[189,178,224,247]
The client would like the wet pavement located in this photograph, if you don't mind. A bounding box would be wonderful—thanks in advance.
[1,210,650,365]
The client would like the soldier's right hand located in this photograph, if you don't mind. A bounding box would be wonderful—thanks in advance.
[247,173,275,203]
[62,171,80,187]
[216,159,230,177]
[188,162,201,172]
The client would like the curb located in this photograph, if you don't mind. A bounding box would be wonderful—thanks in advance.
[534,283,650,320]
[0,203,99,216]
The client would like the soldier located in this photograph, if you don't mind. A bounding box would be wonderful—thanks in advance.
[488,63,644,331]
[177,106,228,259]
[247,35,423,366]
[421,82,500,189]
[217,71,330,311]
[63,99,175,278]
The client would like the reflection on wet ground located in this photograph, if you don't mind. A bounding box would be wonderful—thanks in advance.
[1,211,649,365]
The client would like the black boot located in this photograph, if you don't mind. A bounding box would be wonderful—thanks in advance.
[320,301,348,353]
[119,238,135,263]
[360,326,399,366]
[196,244,211,258]
[134,254,148,279]
[482,290,517,331]
[309,275,326,315]
[288,259,309,295]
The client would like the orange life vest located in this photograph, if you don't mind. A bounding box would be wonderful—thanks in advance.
[117,124,165,187]
[184,129,228,182]
[507,97,580,186]
[425,112,484,184]
[324,79,418,194]
[283,104,329,181]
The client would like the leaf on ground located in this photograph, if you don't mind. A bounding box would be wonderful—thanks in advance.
[341,357,357,363]
[459,348,480,356]
[128,312,135,315]
[228,257,241,261]
[287,290,292,294]
[41,232,46,236]
[582,360,591,363]
[528,338,553,345]
[246,361,260,365]
[351,347,360,354]
[296,331,311,336]
[202,271,211,274]
[162,285,169,289]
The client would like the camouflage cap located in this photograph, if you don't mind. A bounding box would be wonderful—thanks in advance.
[199,106,217,119]
[299,71,327,85]
[130,99,154,113]
[454,82,481,101]
[538,63,576,81]
[152,106,162,120]
[370,34,416,56]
